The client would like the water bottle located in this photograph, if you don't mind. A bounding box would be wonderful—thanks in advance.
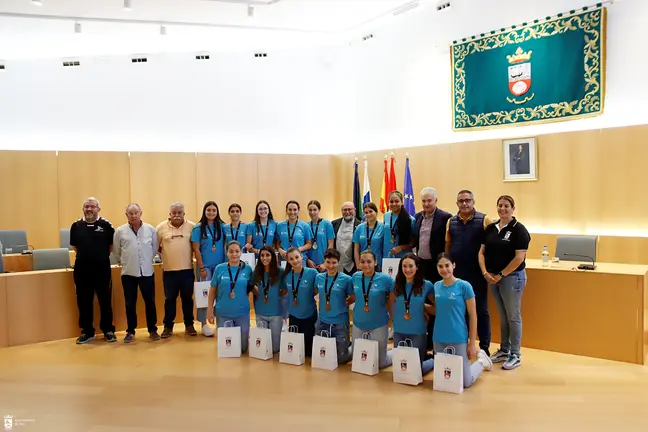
[542,245,549,267]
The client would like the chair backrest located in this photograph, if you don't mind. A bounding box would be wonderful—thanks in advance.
[32,248,71,271]
[555,235,598,262]
[0,230,28,254]
[0,249,5,273]
[59,228,73,251]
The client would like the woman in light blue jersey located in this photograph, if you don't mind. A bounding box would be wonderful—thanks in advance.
[433,253,492,388]
[353,202,385,270]
[251,245,283,354]
[276,200,312,264]
[191,201,226,337]
[223,204,249,251]
[383,191,415,259]
[306,199,335,272]
[245,200,278,256]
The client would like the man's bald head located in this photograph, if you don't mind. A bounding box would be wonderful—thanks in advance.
[341,201,356,221]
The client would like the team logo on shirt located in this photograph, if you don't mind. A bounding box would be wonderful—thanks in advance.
[361,350,368,361]
[225,337,232,347]
[444,367,452,379]
[287,342,294,353]
[320,347,326,357]
[449,292,456,300]
[503,231,512,241]
[255,338,261,348]
[95,226,104,232]
[400,360,408,371]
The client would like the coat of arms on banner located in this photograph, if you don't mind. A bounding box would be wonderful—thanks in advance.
[507,47,534,104]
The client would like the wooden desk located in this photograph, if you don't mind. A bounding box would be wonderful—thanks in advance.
[0,265,182,348]
[488,259,648,365]
[2,250,76,272]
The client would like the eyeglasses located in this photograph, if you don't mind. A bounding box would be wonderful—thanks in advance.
[342,209,355,213]
[457,199,473,204]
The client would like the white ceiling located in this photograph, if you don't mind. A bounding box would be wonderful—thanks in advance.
[0,0,432,58]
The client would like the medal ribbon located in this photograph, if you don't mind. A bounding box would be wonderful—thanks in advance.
[287,222,297,245]
[230,223,241,242]
[262,272,270,301]
[207,224,216,249]
[365,223,376,248]
[389,214,397,241]
[324,272,339,306]
[291,269,305,302]
[258,223,268,246]
[404,283,415,315]
[310,219,320,248]
[227,263,242,293]
[361,273,376,309]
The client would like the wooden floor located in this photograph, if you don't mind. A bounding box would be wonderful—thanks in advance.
[1,326,648,432]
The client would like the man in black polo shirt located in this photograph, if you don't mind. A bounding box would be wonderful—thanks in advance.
[70,197,116,344]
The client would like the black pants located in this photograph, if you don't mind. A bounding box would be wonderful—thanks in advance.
[74,262,114,336]
[122,274,157,334]
[420,258,441,350]
[289,311,318,357]
[464,275,491,351]
[162,269,195,329]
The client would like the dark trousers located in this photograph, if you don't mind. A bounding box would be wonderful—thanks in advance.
[122,274,157,334]
[420,258,441,350]
[162,269,195,329]
[289,311,318,357]
[464,275,491,351]
[74,263,114,336]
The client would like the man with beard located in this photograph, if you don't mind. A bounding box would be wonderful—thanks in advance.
[331,201,360,275]
[70,197,116,344]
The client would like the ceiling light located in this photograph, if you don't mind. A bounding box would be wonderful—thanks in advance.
[160,25,167,35]
[74,21,81,33]
[124,0,132,11]
[247,5,254,17]
[31,0,43,5]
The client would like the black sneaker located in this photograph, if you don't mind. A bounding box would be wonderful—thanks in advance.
[104,332,117,343]
[161,327,173,338]
[149,331,161,341]
[124,333,135,344]
[76,334,94,344]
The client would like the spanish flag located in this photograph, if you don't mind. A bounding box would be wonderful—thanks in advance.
[379,156,389,213]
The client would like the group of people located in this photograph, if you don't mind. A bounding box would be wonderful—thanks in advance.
[69,187,530,388]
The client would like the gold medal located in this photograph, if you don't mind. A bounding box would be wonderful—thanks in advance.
[264,297,268,304]
[293,299,299,306]
[391,235,395,244]
[404,312,411,320]
[229,291,236,299]
[313,243,318,250]
[211,246,216,252]
[363,304,370,312]
[325,303,331,311]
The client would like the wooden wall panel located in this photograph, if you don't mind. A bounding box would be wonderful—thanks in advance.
[0,277,7,348]
[0,151,59,249]
[129,152,198,227]
[57,151,131,232]
[196,153,259,222]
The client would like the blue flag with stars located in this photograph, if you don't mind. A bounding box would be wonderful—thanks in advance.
[404,157,415,215]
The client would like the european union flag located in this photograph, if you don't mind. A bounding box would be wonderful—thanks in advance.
[403,157,415,215]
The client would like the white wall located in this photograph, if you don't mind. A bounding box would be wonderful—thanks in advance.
[0,0,646,154]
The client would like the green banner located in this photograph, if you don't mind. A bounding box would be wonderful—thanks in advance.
[451,7,606,130]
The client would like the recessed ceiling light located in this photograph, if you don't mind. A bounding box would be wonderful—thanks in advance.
[74,21,82,34]
[160,25,167,36]
[32,0,43,6]
[124,0,132,11]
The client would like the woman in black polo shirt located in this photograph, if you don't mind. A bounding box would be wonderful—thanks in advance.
[478,195,530,371]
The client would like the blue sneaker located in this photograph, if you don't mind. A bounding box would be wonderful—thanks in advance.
[76,334,94,344]
[502,353,521,370]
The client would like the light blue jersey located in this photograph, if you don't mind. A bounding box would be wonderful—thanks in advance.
[222,222,249,249]
[190,222,226,268]
[392,280,434,335]
[353,221,385,265]
[306,219,336,265]
[315,272,353,325]
[433,278,475,344]
[351,271,394,331]
[284,267,318,319]
[211,262,254,319]
[383,211,415,258]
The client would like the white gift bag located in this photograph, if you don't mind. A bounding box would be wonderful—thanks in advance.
[217,320,242,358]
[392,339,423,386]
[241,253,257,269]
[381,258,400,280]
[279,325,305,366]
[351,332,379,376]
[311,327,338,371]
[248,321,273,361]
[433,346,464,394]
[193,281,211,309]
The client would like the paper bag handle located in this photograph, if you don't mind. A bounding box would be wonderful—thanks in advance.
[361,332,373,340]
[224,320,235,328]
[319,330,330,338]
[443,346,456,355]
[397,338,413,348]
[288,325,299,333]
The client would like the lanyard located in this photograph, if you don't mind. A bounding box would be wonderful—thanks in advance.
[258,223,268,245]
[291,269,305,300]
[361,273,376,307]
[227,263,242,292]
[230,223,241,242]
[403,283,416,314]
[207,224,216,248]
[389,214,397,238]
[365,222,377,247]
[324,272,339,304]
[310,219,320,245]
[262,272,270,300]
[287,222,297,244]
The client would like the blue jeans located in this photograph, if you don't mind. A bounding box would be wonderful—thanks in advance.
[352,324,391,369]
[316,321,352,365]
[489,269,526,356]
[256,315,283,354]
[196,266,215,323]
[217,315,250,353]
[433,342,484,388]
[389,333,435,375]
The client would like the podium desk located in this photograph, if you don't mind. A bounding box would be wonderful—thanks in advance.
[488,259,648,365]
[0,265,184,348]
[2,251,76,272]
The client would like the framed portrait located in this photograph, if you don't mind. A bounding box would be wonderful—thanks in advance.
[503,137,537,181]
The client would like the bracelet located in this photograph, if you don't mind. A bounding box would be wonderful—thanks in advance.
[200,267,205,271]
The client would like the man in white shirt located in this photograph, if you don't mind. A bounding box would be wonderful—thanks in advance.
[332,201,360,275]
[113,203,160,343]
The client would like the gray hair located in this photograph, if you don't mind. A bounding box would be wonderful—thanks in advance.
[456,189,474,200]
[83,197,100,207]
[420,187,437,200]
[125,203,142,212]
[169,201,185,211]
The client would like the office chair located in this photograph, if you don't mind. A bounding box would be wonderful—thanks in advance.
[555,235,598,262]
[0,230,29,254]
[59,228,74,251]
[32,248,71,271]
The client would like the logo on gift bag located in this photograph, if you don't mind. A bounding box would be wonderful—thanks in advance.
[400,360,408,371]
[361,350,367,361]
[319,347,326,357]
[444,367,452,379]
[225,337,231,347]
[288,342,293,353]
[255,338,261,348]
[4,415,13,431]
[202,288,208,297]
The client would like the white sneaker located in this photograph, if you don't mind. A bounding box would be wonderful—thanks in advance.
[478,349,493,371]
[201,324,215,337]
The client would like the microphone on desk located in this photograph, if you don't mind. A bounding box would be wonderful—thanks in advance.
[564,253,596,270]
